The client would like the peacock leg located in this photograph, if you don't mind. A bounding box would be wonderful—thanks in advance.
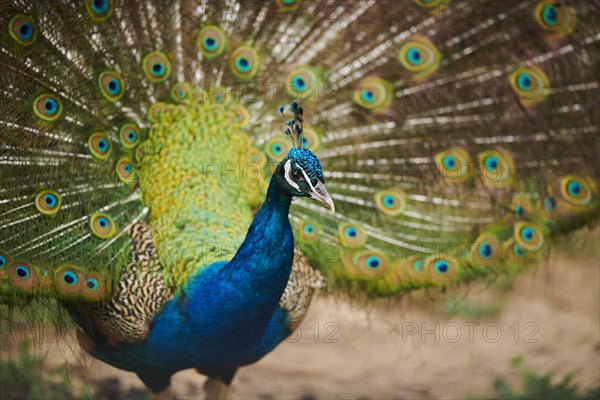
[137,370,173,400]
[201,369,237,400]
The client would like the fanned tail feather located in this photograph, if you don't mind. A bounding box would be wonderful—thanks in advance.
[0,0,598,304]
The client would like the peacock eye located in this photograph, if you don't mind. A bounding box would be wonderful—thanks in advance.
[291,169,302,182]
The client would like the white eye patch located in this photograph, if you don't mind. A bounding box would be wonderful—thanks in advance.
[284,159,300,191]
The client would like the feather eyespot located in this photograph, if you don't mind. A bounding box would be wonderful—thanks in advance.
[85,0,113,21]
[504,238,540,266]
[86,278,98,290]
[353,77,392,113]
[205,86,231,105]
[514,222,544,251]
[535,1,576,35]
[434,148,472,183]
[471,235,502,265]
[35,190,62,216]
[569,181,584,196]
[229,104,250,127]
[248,149,266,166]
[98,71,125,102]
[285,66,321,100]
[509,66,549,105]
[541,3,558,25]
[197,26,228,59]
[90,213,117,239]
[515,205,524,217]
[338,223,367,248]
[513,242,524,257]
[116,156,136,183]
[9,15,37,46]
[63,271,78,285]
[365,256,381,269]
[517,73,532,91]
[33,94,63,122]
[16,265,30,279]
[143,51,172,82]
[443,155,456,170]
[543,196,557,211]
[509,194,533,219]
[434,260,449,274]
[416,255,460,284]
[230,45,260,80]
[54,265,86,297]
[170,82,191,102]
[119,123,141,149]
[560,175,593,207]
[0,253,9,270]
[399,255,429,283]
[423,256,459,284]
[88,132,113,159]
[413,259,425,273]
[484,156,498,171]
[397,36,441,80]
[300,127,321,152]
[8,262,40,291]
[277,0,302,11]
[349,250,388,278]
[374,188,406,216]
[265,137,290,162]
[478,149,514,185]
[298,220,319,242]
[82,272,107,300]
[147,102,166,122]
[293,77,306,92]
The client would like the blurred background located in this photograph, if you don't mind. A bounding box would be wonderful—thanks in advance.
[2,228,598,399]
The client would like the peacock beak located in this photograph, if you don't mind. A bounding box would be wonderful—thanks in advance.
[309,181,335,213]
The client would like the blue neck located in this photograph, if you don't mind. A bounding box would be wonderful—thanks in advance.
[228,181,293,275]
[181,179,295,330]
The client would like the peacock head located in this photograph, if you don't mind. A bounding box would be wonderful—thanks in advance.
[276,148,335,212]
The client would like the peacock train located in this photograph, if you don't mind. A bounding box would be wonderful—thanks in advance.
[0,0,598,398]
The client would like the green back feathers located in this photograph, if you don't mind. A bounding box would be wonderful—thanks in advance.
[139,100,265,288]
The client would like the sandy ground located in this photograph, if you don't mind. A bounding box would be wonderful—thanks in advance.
[2,248,599,399]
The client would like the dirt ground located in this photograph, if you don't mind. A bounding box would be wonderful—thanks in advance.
[3,243,599,399]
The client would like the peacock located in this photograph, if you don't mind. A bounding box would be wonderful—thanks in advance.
[0,0,599,398]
